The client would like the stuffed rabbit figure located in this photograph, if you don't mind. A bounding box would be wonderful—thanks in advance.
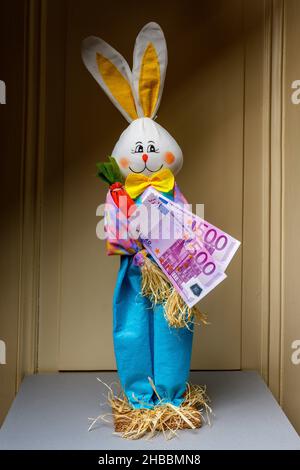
[82,22,206,436]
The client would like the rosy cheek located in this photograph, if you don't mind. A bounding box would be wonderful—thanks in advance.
[119,157,129,169]
[164,151,175,165]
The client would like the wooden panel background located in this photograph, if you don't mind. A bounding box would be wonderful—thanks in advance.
[281,0,300,434]
[54,0,244,371]
[1,0,299,435]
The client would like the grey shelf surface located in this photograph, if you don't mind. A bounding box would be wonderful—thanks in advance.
[0,371,299,450]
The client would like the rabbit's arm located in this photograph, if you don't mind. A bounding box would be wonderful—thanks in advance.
[104,190,142,256]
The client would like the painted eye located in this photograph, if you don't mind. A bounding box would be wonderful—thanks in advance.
[147,144,156,153]
[135,144,143,153]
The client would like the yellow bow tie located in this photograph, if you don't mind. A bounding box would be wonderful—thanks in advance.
[125,168,175,200]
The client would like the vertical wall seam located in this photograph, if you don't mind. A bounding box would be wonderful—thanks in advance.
[268,0,284,400]
[34,0,48,373]
[56,0,69,373]
[260,0,272,383]
[16,0,30,393]
[240,0,247,371]
[16,0,43,384]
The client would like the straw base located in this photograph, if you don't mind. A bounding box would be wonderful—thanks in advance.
[88,379,212,440]
[113,405,202,434]
[110,383,211,439]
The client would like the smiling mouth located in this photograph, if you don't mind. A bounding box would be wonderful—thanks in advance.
[129,163,163,174]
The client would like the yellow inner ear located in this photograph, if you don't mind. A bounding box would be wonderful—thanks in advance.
[139,42,160,117]
[96,53,138,121]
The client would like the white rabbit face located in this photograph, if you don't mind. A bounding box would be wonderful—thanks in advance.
[112,117,183,178]
[82,23,183,179]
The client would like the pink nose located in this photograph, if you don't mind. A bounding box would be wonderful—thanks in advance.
[142,154,148,162]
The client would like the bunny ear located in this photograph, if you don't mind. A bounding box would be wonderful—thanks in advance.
[81,36,138,122]
[132,22,168,119]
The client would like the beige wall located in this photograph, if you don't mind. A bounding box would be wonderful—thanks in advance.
[281,0,300,434]
[0,0,299,435]
[56,0,244,371]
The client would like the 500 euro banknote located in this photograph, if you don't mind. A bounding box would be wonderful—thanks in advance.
[129,193,227,307]
[141,188,241,271]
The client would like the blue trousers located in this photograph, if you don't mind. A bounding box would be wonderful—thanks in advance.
[113,255,194,409]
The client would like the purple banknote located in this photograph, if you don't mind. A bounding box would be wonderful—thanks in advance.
[141,188,241,271]
[129,192,227,307]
